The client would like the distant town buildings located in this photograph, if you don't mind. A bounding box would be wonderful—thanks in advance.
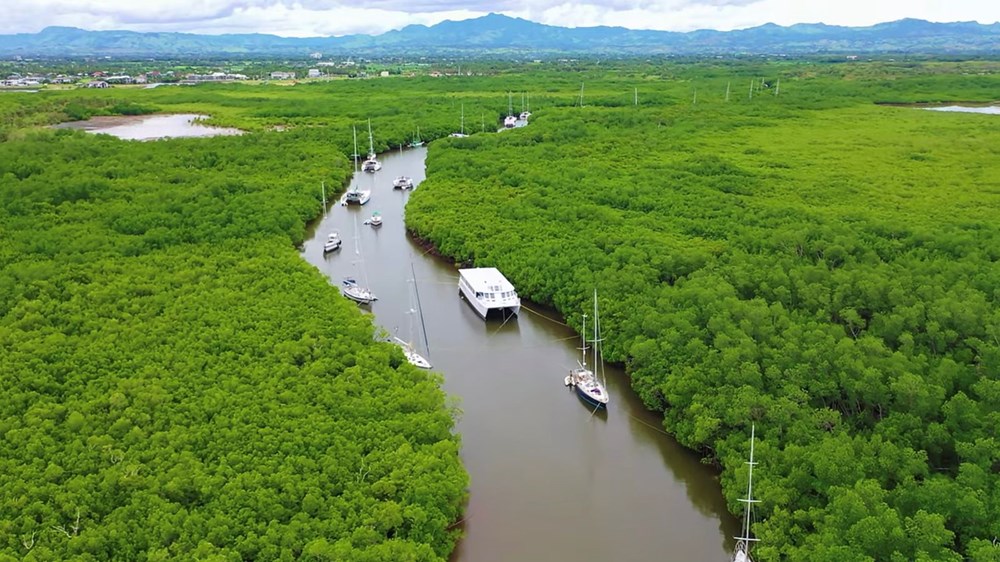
[184,72,248,82]
[270,71,295,80]
[307,69,321,78]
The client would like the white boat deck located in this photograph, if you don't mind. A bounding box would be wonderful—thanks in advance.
[458,267,520,319]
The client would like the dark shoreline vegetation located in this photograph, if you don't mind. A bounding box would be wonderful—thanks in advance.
[1,59,999,560]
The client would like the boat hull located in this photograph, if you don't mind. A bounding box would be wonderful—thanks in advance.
[574,384,608,408]
[344,190,371,206]
[457,288,519,320]
[342,282,376,305]
[394,337,431,369]
[457,270,520,321]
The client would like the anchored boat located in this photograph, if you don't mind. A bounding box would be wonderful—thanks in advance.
[458,267,520,320]
[565,289,609,409]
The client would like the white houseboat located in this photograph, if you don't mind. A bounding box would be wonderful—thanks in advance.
[458,267,520,320]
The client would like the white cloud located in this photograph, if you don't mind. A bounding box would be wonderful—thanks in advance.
[0,0,997,36]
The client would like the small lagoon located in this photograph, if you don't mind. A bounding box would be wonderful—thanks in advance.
[54,113,244,140]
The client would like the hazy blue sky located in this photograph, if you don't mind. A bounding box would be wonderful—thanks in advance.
[3,0,998,36]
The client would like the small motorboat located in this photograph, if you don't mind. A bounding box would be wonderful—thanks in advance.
[369,211,383,228]
[393,176,414,190]
[322,231,342,253]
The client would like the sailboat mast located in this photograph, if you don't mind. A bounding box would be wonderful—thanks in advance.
[508,91,513,116]
[411,262,430,358]
[592,289,599,373]
[579,83,585,107]
[580,313,588,367]
[352,126,359,172]
[367,118,375,155]
[461,103,465,134]
[736,424,761,551]
[743,424,756,538]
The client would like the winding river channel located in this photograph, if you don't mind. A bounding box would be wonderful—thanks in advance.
[300,146,740,561]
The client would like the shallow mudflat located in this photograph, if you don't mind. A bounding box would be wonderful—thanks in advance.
[53,113,244,140]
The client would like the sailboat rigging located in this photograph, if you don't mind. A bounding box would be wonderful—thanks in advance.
[343,126,371,205]
[362,118,382,172]
[450,103,469,137]
[409,126,423,148]
[564,289,609,408]
[732,425,760,562]
[504,92,517,129]
[341,215,377,305]
[394,263,432,369]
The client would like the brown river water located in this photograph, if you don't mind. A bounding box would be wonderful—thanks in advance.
[300,145,740,562]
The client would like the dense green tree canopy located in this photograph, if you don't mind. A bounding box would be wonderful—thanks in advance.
[0,124,467,560]
[2,58,999,560]
[404,62,1000,560]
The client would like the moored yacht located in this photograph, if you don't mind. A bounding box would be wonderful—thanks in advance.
[458,267,520,320]
[369,211,383,228]
[322,231,342,253]
[362,118,381,172]
[503,91,517,128]
[564,290,609,409]
[450,103,469,138]
[344,188,371,205]
[344,126,372,205]
[342,278,376,305]
[393,176,414,190]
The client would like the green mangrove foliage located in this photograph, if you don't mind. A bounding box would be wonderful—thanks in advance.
[0,127,467,560]
[405,64,1000,560]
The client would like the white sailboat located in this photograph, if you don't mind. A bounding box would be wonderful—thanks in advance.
[450,103,469,138]
[344,126,371,205]
[362,118,382,172]
[408,126,423,148]
[394,263,432,369]
[342,215,376,305]
[564,290,609,408]
[732,425,760,562]
[519,92,531,120]
[503,92,517,128]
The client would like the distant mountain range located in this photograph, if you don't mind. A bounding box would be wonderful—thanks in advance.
[1,14,997,57]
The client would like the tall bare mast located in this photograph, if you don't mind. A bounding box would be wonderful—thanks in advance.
[748,80,754,101]
[726,82,731,102]
[634,87,638,106]
[352,126,359,172]
[579,83,585,107]
[733,425,761,562]
[775,79,780,96]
